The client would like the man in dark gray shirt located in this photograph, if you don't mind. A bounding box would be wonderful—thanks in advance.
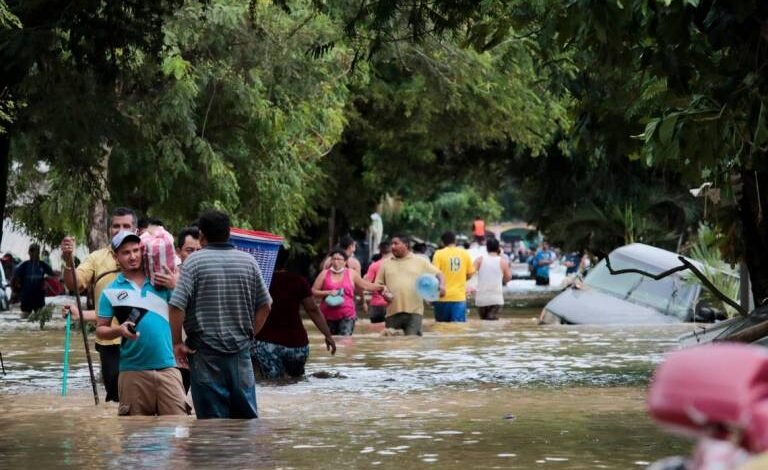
[169,210,271,419]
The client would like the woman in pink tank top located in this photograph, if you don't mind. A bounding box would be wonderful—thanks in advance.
[312,248,386,336]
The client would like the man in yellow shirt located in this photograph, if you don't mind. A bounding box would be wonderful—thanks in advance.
[432,231,475,322]
[375,235,444,336]
[60,207,137,402]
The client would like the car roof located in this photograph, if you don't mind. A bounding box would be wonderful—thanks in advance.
[610,243,702,273]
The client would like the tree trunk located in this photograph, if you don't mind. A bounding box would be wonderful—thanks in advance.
[0,133,9,247]
[87,142,112,251]
[740,168,768,306]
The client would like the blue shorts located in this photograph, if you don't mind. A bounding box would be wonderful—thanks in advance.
[433,301,467,322]
[251,341,309,379]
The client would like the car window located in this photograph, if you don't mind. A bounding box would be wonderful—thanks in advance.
[585,257,697,320]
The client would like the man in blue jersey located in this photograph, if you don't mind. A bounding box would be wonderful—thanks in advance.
[532,241,556,286]
[96,231,186,416]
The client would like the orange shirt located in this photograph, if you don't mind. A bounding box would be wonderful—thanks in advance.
[472,219,485,237]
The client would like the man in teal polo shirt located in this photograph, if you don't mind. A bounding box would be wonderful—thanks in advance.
[96,231,187,416]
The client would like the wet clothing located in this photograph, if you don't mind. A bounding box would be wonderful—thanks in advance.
[385,312,423,336]
[533,249,556,280]
[181,367,191,394]
[74,248,121,346]
[369,305,387,323]
[98,273,182,414]
[95,343,121,402]
[433,301,466,322]
[117,368,187,416]
[13,260,53,312]
[364,259,388,308]
[319,269,356,321]
[169,242,272,354]
[479,305,502,320]
[565,252,581,275]
[74,247,122,402]
[375,253,440,317]
[251,270,313,379]
[475,254,505,308]
[252,341,309,379]
[98,274,175,372]
[255,271,311,348]
[169,242,270,420]
[432,246,474,302]
[364,258,387,321]
[327,318,355,336]
[189,347,257,419]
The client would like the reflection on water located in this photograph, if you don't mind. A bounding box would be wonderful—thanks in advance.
[0,308,693,468]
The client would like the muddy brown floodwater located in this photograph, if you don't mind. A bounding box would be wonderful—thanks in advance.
[0,307,698,469]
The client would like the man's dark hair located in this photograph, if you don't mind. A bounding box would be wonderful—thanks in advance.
[147,217,165,227]
[112,207,137,227]
[29,243,40,252]
[339,235,355,250]
[197,210,231,243]
[413,242,427,254]
[441,231,456,245]
[371,253,382,262]
[378,241,391,254]
[328,247,349,260]
[176,226,200,247]
[392,234,410,248]
[486,238,501,254]
[276,245,290,269]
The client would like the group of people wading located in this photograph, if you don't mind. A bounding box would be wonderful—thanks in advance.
[56,207,510,419]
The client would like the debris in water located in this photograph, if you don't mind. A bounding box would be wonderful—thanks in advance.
[310,370,347,379]
[503,414,516,421]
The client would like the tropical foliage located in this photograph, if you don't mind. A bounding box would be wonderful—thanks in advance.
[2,0,767,302]
[685,223,740,317]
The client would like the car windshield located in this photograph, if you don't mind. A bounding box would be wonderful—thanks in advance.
[584,255,698,320]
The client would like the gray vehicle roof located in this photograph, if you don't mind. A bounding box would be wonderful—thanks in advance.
[609,243,702,274]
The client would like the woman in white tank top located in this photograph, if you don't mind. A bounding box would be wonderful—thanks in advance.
[472,238,512,320]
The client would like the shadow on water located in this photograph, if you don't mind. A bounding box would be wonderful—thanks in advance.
[0,307,696,468]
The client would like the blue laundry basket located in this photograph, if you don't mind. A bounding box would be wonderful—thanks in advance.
[229,228,283,287]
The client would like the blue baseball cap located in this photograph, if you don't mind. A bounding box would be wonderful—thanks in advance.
[111,231,141,251]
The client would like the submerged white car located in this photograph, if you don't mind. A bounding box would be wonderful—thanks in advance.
[539,243,726,325]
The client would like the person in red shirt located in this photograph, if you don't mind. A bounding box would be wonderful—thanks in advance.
[363,241,392,323]
[252,247,336,379]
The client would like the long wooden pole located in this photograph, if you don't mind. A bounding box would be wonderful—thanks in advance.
[69,260,99,405]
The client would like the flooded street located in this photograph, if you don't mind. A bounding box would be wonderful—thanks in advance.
[0,308,696,468]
